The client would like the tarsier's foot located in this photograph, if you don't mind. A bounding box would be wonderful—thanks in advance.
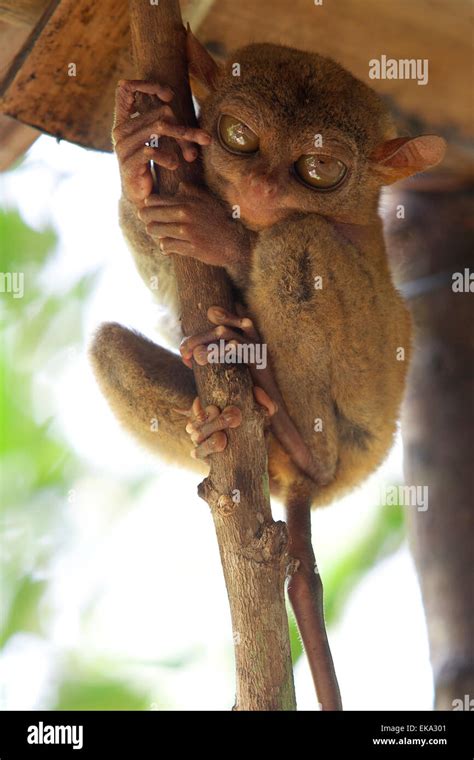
[177,308,277,460]
[175,398,242,460]
[179,305,265,372]
[180,307,326,483]
[176,394,275,460]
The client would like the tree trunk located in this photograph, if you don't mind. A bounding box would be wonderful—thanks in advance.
[385,181,474,709]
[128,0,296,711]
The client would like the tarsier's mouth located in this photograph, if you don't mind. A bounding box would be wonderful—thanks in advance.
[237,204,290,231]
[225,183,292,229]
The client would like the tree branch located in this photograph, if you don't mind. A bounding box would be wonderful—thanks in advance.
[128,0,296,710]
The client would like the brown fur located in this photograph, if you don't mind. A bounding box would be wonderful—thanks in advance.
[91,40,445,509]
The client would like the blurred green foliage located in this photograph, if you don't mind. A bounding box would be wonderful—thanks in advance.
[53,667,150,711]
[0,206,154,709]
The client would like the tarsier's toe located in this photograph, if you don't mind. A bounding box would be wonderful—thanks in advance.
[186,404,220,443]
[182,398,242,460]
[191,431,227,460]
[253,386,278,417]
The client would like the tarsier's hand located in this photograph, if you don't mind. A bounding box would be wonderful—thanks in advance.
[137,184,247,268]
[113,79,248,269]
[112,79,211,205]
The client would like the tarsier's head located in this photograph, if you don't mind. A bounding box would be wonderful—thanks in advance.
[187,33,446,229]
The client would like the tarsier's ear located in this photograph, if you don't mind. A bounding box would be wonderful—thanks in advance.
[370,135,447,185]
[186,25,222,102]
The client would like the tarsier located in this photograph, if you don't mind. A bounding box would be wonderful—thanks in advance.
[90,31,446,709]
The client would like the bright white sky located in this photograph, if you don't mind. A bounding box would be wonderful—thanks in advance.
[0,136,433,710]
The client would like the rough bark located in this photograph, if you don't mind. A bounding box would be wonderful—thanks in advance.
[129,0,296,710]
[385,182,474,709]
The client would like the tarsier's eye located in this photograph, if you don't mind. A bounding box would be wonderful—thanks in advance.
[218,114,259,154]
[294,154,347,190]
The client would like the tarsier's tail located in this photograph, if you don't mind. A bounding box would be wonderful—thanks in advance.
[285,479,342,710]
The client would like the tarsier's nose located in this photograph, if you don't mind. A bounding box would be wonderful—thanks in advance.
[248,172,279,198]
